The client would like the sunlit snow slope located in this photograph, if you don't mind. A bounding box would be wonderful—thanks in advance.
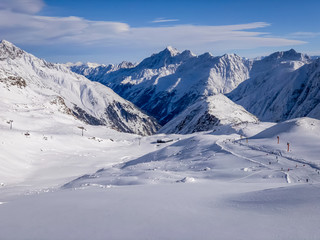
[228,49,318,122]
[159,94,258,134]
[0,40,159,135]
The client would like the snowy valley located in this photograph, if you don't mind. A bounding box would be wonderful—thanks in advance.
[1,41,320,240]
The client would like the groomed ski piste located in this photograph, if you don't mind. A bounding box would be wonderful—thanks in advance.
[1,111,320,239]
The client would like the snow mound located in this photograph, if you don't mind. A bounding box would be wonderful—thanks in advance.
[230,184,320,210]
[252,117,320,139]
[176,177,196,183]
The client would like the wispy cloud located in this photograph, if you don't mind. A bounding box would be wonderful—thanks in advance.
[0,0,44,14]
[289,32,320,39]
[152,18,179,23]
[0,0,307,62]
[0,10,304,48]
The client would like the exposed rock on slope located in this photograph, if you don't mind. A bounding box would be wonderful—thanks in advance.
[0,40,159,135]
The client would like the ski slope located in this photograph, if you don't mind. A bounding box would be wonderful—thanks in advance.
[1,118,320,239]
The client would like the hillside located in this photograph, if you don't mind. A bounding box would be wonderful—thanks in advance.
[159,94,258,134]
[0,40,159,135]
[228,49,317,122]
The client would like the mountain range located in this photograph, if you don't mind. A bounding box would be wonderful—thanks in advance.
[228,50,319,121]
[69,47,251,125]
[70,47,319,129]
[1,40,319,136]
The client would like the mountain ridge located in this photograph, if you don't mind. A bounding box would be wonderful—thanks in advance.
[0,40,160,135]
[69,47,252,125]
[70,46,317,125]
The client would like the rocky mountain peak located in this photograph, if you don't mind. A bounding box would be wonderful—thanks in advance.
[263,49,310,63]
[164,46,179,56]
[0,40,25,60]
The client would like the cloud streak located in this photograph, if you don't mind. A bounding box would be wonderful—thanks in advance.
[152,18,180,23]
[289,32,320,39]
[0,0,44,14]
[0,0,307,62]
[0,11,304,48]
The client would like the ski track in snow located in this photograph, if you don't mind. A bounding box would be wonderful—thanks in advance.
[217,137,320,184]
[239,141,320,171]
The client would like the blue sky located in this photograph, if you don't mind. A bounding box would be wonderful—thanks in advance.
[0,0,319,63]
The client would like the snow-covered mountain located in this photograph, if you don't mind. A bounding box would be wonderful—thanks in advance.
[0,40,159,135]
[69,47,251,125]
[66,60,137,82]
[228,49,318,122]
[159,94,258,134]
[70,47,320,125]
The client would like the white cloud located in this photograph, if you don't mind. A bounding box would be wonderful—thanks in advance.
[0,10,129,45]
[0,4,306,60]
[0,0,44,14]
[152,18,179,23]
[122,23,305,50]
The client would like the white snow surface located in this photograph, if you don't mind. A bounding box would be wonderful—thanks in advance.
[1,113,320,239]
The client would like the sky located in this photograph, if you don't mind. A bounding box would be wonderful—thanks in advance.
[0,0,319,64]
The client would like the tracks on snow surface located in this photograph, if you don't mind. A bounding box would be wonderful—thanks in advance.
[216,138,320,184]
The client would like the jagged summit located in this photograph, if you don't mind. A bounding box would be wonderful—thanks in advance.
[199,52,214,59]
[151,46,179,58]
[221,53,241,59]
[263,48,310,62]
[117,61,135,69]
[164,46,179,56]
[0,40,25,60]
[138,46,190,69]
[0,39,14,46]
[180,49,196,58]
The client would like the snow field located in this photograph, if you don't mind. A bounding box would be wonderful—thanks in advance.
[1,119,320,239]
[1,182,320,240]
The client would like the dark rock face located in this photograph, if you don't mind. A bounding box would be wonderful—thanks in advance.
[72,105,105,126]
[192,112,220,133]
[0,76,27,88]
